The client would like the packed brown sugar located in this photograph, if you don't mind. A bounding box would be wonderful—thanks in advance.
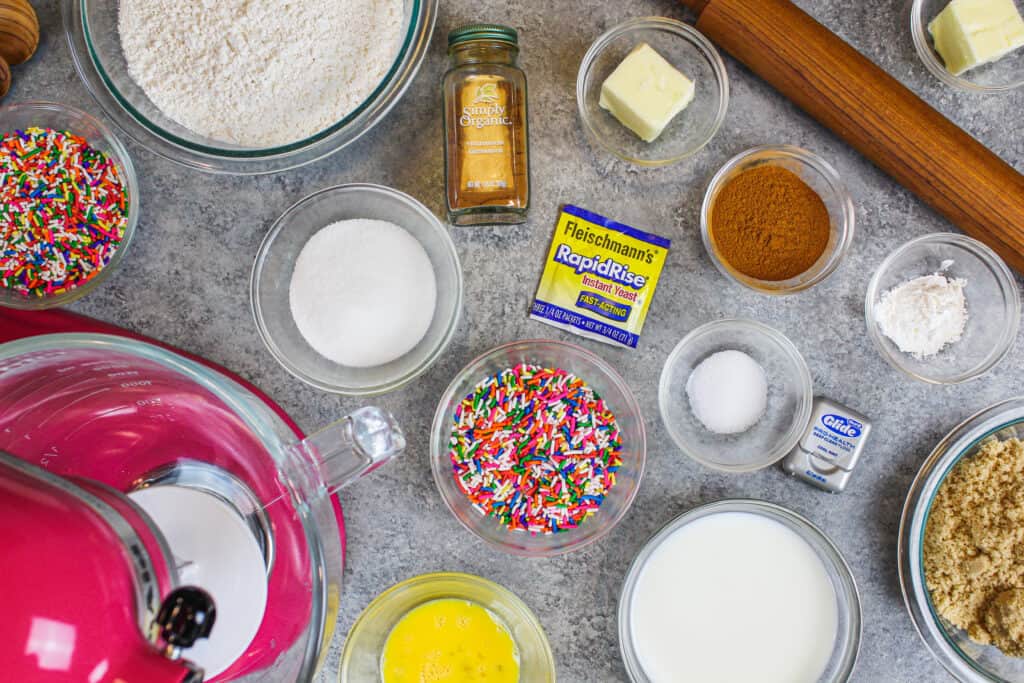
[924,437,1024,656]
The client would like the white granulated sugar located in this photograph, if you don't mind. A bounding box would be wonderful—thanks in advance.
[119,0,403,146]
[875,273,968,358]
[289,219,437,369]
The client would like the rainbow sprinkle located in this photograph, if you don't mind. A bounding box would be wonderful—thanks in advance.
[448,363,623,535]
[1,126,128,298]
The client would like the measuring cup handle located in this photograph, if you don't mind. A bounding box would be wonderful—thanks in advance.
[286,407,405,505]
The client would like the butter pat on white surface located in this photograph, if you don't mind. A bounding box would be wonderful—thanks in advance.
[928,0,1024,75]
[599,43,695,143]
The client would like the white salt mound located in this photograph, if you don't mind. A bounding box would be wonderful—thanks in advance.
[289,219,437,368]
[118,0,404,146]
[686,350,768,434]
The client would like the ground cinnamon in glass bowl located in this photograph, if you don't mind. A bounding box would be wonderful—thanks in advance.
[701,145,855,295]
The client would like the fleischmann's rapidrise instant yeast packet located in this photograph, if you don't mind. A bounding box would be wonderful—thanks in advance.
[531,205,670,349]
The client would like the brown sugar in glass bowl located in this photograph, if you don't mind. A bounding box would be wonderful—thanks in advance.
[701,145,855,295]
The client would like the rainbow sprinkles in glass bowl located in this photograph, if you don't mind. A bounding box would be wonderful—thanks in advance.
[447,362,624,535]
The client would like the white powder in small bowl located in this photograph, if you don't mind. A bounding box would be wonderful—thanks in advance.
[288,219,437,368]
[685,350,768,434]
[875,273,968,358]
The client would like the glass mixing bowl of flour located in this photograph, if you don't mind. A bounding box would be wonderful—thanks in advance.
[900,397,1024,682]
[63,0,437,174]
[865,233,1020,385]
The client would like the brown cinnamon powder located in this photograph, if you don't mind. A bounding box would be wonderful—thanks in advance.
[710,165,831,281]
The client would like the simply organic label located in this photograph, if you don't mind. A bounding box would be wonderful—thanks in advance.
[459,84,513,128]
[531,205,670,349]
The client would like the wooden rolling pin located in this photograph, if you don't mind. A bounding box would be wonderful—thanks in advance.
[680,0,1024,274]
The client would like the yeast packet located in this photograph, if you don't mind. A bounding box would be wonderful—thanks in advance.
[530,205,670,349]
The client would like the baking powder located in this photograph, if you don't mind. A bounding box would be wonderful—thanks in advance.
[875,273,968,358]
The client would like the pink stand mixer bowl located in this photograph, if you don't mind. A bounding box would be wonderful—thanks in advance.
[0,309,397,681]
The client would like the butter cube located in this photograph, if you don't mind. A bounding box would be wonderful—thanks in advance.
[928,0,1024,75]
[599,43,695,143]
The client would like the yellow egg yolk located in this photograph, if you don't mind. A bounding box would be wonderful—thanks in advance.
[381,599,519,682]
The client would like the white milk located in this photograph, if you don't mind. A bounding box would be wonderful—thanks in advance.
[629,512,838,683]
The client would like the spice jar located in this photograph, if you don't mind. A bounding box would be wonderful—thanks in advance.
[443,24,529,226]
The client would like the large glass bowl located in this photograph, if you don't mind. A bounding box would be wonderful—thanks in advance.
[62,0,437,174]
[339,572,556,682]
[865,233,1020,385]
[620,499,862,682]
[658,319,813,472]
[900,397,1024,682]
[251,184,462,396]
[0,101,138,309]
[0,333,349,682]
[430,340,647,557]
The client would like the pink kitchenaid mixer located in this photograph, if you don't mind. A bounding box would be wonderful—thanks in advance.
[0,311,405,682]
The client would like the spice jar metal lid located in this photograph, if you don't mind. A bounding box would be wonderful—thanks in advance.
[448,24,518,49]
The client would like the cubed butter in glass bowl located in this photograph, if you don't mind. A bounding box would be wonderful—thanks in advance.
[577,17,728,167]
[598,43,695,143]
[929,0,1024,75]
[911,0,1024,92]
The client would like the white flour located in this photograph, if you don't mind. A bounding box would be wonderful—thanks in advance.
[119,0,404,147]
[875,273,968,358]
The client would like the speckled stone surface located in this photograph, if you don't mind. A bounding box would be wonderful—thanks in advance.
[9,0,1024,680]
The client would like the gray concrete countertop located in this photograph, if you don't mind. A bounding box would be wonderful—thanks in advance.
[11,0,1024,680]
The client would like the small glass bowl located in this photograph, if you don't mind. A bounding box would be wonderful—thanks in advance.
[576,16,729,167]
[339,572,556,682]
[659,319,813,472]
[430,340,647,557]
[63,0,437,174]
[701,145,855,295]
[250,184,462,396]
[900,398,1024,682]
[0,101,139,310]
[910,0,1024,93]
[620,499,862,682]
[864,233,1020,385]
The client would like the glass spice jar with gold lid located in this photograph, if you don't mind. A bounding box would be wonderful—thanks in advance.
[443,24,530,226]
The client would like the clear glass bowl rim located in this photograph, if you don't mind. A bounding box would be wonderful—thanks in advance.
[0,100,139,309]
[249,183,463,396]
[908,0,1024,93]
[429,338,648,557]
[575,16,730,167]
[618,498,862,683]
[338,571,556,682]
[658,318,814,472]
[62,0,438,174]
[699,144,856,295]
[898,397,1024,682]
[863,232,1021,385]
